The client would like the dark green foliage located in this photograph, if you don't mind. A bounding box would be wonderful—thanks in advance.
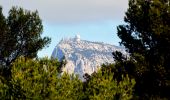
[84,64,135,100]
[114,0,170,99]
[0,6,51,68]
[0,57,135,100]
[0,57,84,99]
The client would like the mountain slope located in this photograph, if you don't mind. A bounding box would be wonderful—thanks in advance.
[51,35,126,80]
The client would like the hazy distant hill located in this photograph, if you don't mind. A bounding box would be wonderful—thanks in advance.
[51,35,126,80]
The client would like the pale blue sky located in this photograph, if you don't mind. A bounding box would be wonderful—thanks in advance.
[0,0,128,57]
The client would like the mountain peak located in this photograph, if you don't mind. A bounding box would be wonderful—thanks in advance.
[51,37,126,81]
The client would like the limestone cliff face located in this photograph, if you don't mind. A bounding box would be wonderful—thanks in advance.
[51,36,126,80]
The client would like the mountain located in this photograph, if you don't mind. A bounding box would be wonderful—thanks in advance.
[51,35,126,81]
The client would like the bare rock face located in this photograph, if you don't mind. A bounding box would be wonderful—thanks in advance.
[51,35,126,80]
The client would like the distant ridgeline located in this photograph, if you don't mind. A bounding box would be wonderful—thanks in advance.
[51,35,127,81]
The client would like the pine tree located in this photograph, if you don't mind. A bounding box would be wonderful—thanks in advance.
[84,64,135,100]
[0,6,51,71]
[0,57,84,99]
[115,0,170,98]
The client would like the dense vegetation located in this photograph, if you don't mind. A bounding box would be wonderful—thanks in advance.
[0,57,135,99]
[1,0,170,99]
[0,6,51,77]
[113,0,170,99]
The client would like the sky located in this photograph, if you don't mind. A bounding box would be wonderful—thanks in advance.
[0,0,128,57]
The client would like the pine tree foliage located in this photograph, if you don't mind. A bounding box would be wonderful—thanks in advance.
[84,64,135,100]
[115,0,170,99]
[0,57,84,99]
[0,6,51,68]
[0,58,135,100]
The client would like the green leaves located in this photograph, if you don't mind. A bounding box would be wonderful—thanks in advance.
[0,57,135,100]
[0,57,85,99]
[0,6,51,69]
[115,0,170,99]
[85,64,135,100]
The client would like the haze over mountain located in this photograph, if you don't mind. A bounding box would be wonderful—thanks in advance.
[51,35,126,80]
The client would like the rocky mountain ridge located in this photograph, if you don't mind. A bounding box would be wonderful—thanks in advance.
[51,35,126,80]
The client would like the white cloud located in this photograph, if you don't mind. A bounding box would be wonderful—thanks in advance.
[0,0,128,24]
